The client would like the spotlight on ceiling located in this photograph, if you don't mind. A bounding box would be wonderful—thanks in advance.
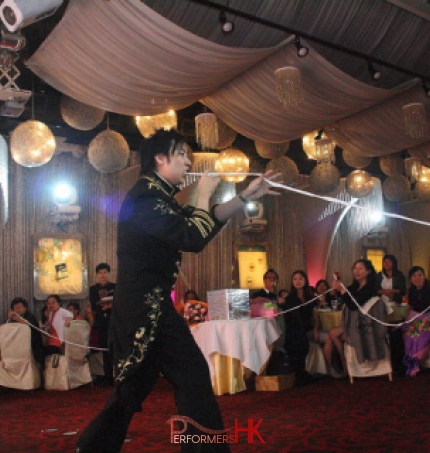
[368,61,382,81]
[292,36,309,58]
[0,0,64,33]
[219,10,235,34]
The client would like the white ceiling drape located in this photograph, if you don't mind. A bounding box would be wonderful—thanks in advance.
[27,0,430,156]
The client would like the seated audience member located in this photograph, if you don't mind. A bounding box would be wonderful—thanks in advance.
[313,279,339,344]
[45,294,73,356]
[283,270,316,385]
[7,297,43,364]
[86,262,116,385]
[328,259,384,376]
[67,302,84,320]
[376,254,407,304]
[184,289,200,302]
[402,266,430,377]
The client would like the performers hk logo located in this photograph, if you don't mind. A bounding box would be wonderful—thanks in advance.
[166,416,265,445]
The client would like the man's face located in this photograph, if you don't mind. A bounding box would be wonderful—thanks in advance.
[156,143,191,185]
[264,272,279,291]
[97,269,109,285]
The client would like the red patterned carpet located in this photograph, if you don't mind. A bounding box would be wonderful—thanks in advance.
[1,372,429,453]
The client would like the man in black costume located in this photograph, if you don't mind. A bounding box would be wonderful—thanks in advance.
[76,129,281,453]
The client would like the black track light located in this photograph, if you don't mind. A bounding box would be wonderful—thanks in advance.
[219,11,235,34]
[368,61,382,81]
[292,36,309,58]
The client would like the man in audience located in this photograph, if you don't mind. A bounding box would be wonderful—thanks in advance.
[86,262,116,385]
[250,269,290,375]
[8,297,44,364]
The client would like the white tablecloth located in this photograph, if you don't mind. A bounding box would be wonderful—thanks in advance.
[191,318,280,379]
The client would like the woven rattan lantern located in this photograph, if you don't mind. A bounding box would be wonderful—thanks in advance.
[88,129,130,173]
[310,163,341,194]
[11,120,56,167]
[214,148,249,183]
[382,175,411,202]
[342,149,373,169]
[266,156,299,186]
[254,140,290,159]
[61,95,105,131]
[379,154,405,176]
[346,170,374,198]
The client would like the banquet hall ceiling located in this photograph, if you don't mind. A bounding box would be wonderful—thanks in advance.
[1,0,430,176]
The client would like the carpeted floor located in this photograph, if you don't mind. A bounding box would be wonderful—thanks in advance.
[1,371,429,453]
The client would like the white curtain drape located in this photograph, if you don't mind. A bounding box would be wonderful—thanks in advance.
[27,0,430,157]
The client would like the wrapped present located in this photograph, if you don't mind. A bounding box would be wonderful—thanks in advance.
[207,289,250,320]
[250,299,279,318]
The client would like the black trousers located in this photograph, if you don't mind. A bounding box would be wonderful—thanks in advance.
[77,310,230,453]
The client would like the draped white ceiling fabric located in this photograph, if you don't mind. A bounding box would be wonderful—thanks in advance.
[27,0,430,156]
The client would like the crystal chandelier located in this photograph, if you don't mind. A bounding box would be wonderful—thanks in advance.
[135,110,177,138]
[274,66,304,109]
[302,130,328,160]
[195,113,218,150]
[405,156,422,183]
[402,103,428,140]
[214,148,249,183]
[314,138,335,164]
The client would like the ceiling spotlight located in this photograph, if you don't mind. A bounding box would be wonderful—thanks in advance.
[292,36,309,58]
[368,61,382,81]
[219,11,235,34]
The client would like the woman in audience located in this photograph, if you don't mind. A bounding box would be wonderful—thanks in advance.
[44,294,73,356]
[7,297,44,364]
[403,266,430,377]
[283,270,316,386]
[312,279,337,345]
[67,302,84,320]
[325,259,378,376]
[376,254,407,304]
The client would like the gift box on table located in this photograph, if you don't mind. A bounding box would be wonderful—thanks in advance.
[207,289,250,320]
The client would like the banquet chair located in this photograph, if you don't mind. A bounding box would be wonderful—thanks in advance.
[0,323,41,390]
[305,342,329,375]
[343,297,392,383]
[44,320,92,390]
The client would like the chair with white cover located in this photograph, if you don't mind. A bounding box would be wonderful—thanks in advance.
[343,297,393,383]
[44,320,92,390]
[0,323,41,390]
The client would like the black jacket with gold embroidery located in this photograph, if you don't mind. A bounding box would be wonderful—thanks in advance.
[116,173,224,292]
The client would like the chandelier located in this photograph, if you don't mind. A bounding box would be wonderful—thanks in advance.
[135,110,177,138]
[274,66,304,109]
[195,113,218,150]
[214,148,249,183]
[314,138,335,164]
[302,130,329,160]
[404,157,422,183]
[346,170,374,198]
[402,103,428,140]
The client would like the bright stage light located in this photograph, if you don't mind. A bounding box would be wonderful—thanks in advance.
[53,183,77,206]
